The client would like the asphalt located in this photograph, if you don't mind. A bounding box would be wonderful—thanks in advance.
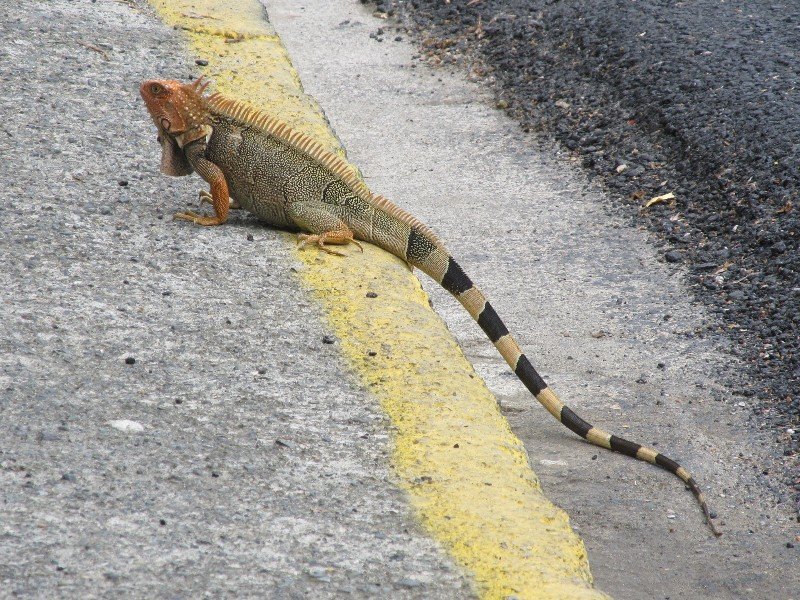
[0,1,467,597]
[370,0,800,503]
[2,0,799,598]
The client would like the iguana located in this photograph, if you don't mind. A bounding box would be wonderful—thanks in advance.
[140,77,721,536]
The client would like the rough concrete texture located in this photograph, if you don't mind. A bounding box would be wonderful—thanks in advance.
[2,0,799,598]
[268,0,799,598]
[0,1,469,597]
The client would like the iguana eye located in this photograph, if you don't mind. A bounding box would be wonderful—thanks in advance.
[150,83,163,95]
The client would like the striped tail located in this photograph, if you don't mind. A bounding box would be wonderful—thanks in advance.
[409,236,721,536]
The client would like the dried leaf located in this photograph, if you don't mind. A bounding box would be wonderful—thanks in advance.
[78,41,109,60]
[644,192,676,208]
[714,260,733,275]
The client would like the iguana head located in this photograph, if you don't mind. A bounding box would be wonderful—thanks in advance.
[139,77,212,176]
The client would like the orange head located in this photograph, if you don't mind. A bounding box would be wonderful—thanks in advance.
[139,77,211,146]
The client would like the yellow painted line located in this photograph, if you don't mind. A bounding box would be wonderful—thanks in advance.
[146,2,610,598]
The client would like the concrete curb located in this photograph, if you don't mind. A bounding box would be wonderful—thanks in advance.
[146,1,608,597]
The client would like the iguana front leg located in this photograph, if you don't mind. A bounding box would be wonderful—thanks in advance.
[199,190,241,210]
[288,202,363,256]
[174,143,230,226]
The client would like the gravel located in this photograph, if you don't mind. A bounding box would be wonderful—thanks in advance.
[362,0,800,512]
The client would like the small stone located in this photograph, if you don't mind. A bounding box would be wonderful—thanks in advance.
[124,356,136,365]
[664,250,682,263]
[396,577,423,589]
[108,420,144,433]
[307,566,330,582]
[771,241,787,255]
[99,205,111,215]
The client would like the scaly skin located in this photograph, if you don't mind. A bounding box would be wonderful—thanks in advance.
[140,77,721,536]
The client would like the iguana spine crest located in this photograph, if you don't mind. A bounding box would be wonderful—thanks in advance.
[207,93,444,245]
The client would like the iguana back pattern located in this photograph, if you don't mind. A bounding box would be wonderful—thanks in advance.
[140,78,721,536]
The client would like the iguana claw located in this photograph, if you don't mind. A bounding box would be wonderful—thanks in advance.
[297,231,363,256]
[198,190,240,209]
[173,211,226,226]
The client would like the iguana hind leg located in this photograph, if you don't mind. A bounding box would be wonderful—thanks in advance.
[288,202,363,256]
[298,231,363,256]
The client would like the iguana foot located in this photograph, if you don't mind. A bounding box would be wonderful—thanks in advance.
[199,190,240,210]
[297,231,364,256]
[173,211,226,226]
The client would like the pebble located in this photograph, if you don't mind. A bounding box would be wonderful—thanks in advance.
[108,420,144,433]
[307,566,331,582]
[396,577,423,589]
